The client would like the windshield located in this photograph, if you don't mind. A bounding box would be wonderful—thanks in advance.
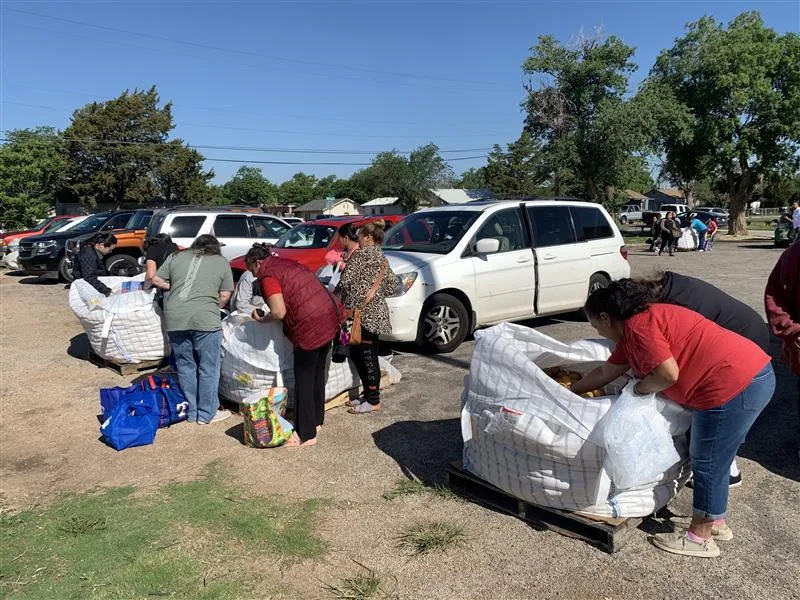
[33,217,54,230]
[275,224,336,249]
[71,213,110,233]
[383,211,480,254]
[46,218,79,233]
[127,211,153,230]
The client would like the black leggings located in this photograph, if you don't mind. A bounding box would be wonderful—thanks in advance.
[293,341,331,441]
[351,329,381,405]
[659,232,674,254]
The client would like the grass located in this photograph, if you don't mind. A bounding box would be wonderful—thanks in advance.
[397,521,469,556]
[382,478,463,502]
[0,468,327,599]
[324,563,396,600]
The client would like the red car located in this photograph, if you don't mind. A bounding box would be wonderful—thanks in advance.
[229,214,405,278]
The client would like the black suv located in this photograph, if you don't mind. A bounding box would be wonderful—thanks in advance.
[19,211,135,280]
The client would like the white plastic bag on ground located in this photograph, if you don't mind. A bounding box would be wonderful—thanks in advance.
[461,322,691,517]
[600,382,681,490]
[68,275,169,363]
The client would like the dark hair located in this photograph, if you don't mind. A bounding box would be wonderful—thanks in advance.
[244,242,273,267]
[584,279,653,322]
[144,233,174,251]
[190,234,222,256]
[359,219,386,244]
[81,233,117,249]
[633,272,669,301]
[338,222,358,242]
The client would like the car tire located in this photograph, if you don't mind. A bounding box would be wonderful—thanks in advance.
[417,294,469,354]
[58,256,73,283]
[619,215,628,225]
[105,254,142,277]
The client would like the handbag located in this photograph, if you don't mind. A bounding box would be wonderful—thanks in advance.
[350,260,387,346]
[321,280,349,363]
[241,372,293,448]
[100,374,189,429]
[100,397,160,451]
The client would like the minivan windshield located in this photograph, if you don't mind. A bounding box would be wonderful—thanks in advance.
[383,211,480,254]
[70,213,110,234]
[275,224,336,249]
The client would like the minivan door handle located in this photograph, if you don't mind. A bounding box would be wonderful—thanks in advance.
[542,253,556,261]
[516,256,532,263]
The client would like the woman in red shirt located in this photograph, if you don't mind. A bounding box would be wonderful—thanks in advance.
[571,280,774,558]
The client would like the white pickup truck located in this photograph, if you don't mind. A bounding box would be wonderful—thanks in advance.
[617,204,644,225]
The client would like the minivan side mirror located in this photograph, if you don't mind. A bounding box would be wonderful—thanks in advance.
[475,238,501,254]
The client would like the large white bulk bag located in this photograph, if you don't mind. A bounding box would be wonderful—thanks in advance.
[461,322,691,518]
[676,227,698,251]
[68,275,169,363]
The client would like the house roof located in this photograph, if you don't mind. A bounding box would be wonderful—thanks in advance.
[623,189,648,201]
[294,197,353,212]
[362,197,400,207]
[648,188,685,200]
[430,188,495,205]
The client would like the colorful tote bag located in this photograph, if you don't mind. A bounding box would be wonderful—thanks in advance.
[241,372,294,448]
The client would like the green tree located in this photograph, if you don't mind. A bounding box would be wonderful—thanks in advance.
[523,30,648,204]
[278,172,319,203]
[221,166,277,206]
[0,127,67,229]
[456,167,488,189]
[154,141,214,205]
[484,132,544,197]
[63,86,212,206]
[644,12,800,234]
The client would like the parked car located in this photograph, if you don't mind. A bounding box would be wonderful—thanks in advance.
[280,216,304,225]
[18,211,136,280]
[617,204,644,225]
[62,209,155,281]
[696,207,729,218]
[642,204,690,227]
[228,214,405,280]
[675,210,729,229]
[379,199,630,353]
[1,216,88,270]
[146,207,292,262]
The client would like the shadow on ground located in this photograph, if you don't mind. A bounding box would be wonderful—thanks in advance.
[67,333,90,361]
[19,276,60,285]
[372,418,462,486]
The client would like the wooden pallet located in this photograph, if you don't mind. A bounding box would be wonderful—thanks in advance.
[87,348,168,376]
[446,461,641,554]
[324,373,391,411]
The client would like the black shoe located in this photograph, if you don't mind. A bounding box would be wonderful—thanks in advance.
[686,474,742,489]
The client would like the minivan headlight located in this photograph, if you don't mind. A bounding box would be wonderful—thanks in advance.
[390,272,418,297]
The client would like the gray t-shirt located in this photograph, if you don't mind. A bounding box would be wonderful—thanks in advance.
[157,251,234,332]
[231,270,264,314]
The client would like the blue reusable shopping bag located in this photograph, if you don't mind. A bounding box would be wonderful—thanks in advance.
[99,374,188,428]
[100,398,160,451]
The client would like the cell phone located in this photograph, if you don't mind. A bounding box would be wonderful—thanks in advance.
[254,308,266,318]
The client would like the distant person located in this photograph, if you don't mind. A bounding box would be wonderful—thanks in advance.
[690,215,708,252]
[764,242,800,455]
[658,212,678,256]
[151,235,234,425]
[792,200,800,231]
[73,233,117,296]
[705,218,719,251]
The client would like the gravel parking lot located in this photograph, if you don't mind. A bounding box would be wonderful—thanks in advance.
[1,238,798,600]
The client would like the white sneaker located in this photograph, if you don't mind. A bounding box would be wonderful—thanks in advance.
[198,409,232,425]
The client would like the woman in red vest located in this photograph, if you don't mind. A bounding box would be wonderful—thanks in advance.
[571,280,774,558]
[248,244,342,447]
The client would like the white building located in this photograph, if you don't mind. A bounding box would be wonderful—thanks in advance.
[293,198,361,220]
[361,197,406,216]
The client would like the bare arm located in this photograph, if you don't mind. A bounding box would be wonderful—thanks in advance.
[218,290,232,308]
[570,361,630,396]
[143,259,158,290]
[150,275,170,291]
[252,293,287,322]
[633,358,679,395]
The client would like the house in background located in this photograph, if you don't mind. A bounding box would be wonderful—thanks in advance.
[428,188,495,206]
[361,197,406,216]
[293,197,361,220]
[645,188,687,210]
[622,189,648,206]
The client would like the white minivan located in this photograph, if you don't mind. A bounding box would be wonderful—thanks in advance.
[381,199,630,352]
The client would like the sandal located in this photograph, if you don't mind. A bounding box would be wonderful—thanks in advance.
[344,397,363,408]
[348,402,381,414]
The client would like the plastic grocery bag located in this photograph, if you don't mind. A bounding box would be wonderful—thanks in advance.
[600,381,681,490]
[241,373,293,448]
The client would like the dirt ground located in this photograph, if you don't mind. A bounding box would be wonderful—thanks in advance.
[1,239,799,600]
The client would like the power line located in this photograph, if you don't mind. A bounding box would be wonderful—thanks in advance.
[0,129,492,154]
[5,7,519,91]
[4,101,512,139]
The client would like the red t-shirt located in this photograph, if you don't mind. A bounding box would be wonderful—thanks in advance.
[608,304,770,409]
[260,276,282,299]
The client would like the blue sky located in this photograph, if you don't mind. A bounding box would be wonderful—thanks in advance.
[2,1,798,185]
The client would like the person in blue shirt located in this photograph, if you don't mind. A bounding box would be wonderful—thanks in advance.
[690,215,709,252]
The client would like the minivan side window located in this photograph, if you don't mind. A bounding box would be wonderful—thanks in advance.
[475,209,530,252]
[101,213,134,231]
[571,206,614,241]
[213,215,250,238]
[527,205,576,247]
[169,216,206,238]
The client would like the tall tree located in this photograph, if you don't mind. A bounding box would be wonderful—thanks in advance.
[456,167,488,189]
[484,132,544,197]
[0,127,67,229]
[278,172,318,203]
[645,12,800,234]
[153,140,214,205]
[221,165,277,206]
[522,30,647,204]
[62,86,211,206]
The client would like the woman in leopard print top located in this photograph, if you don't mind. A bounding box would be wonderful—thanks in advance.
[335,220,398,413]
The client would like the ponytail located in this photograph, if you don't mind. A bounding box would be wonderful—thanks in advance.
[358,219,387,244]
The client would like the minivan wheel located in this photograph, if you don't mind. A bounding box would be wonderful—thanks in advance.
[58,256,73,283]
[417,294,469,354]
[105,254,142,277]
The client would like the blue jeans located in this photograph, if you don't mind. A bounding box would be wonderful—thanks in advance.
[690,363,775,519]
[168,330,222,423]
[696,230,707,250]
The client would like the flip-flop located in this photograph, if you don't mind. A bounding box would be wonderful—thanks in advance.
[344,397,363,408]
[348,402,381,414]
